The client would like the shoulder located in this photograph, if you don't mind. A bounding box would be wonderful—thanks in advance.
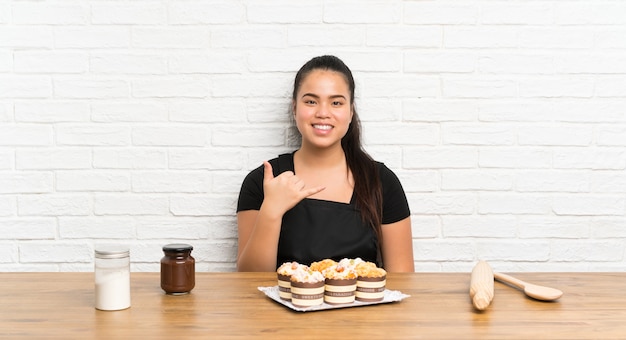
[375,161,402,185]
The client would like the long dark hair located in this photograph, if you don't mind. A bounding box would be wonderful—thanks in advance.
[292,55,384,262]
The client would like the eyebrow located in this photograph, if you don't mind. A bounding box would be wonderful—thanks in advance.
[301,93,347,100]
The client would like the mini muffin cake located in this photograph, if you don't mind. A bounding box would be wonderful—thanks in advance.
[276,261,301,301]
[322,260,358,305]
[355,261,387,302]
[289,266,325,308]
[310,258,337,273]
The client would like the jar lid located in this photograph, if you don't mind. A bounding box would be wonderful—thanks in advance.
[95,245,130,259]
[163,243,193,252]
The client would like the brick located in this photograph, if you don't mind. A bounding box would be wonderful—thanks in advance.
[136,217,209,239]
[132,76,209,98]
[478,100,554,122]
[443,76,516,98]
[592,172,626,193]
[19,242,92,263]
[445,27,518,48]
[14,51,87,74]
[169,100,246,123]
[132,27,209,48]
[57,124,130,146]
[403,99,479,122]
[517,216,589,239]
[91,101,168,122]
[15,101,90,123]
[57,171,130,192]
[413,240,475,261]
[132,126,207,146]
[288,26,364,47]
[211,75,291,98]
[551,241,624,261]
[479,193,551,214]
[169,53,247,74]
[212,172,247,194]
[0,150,12,170]
[404,147,477,169]
[0,196,16,216]
[517,171,590,193]
[0,242,17,263]
[0,27,53,48]
[519,28,594,49]
[518,125,593,146]
[480,3,553,24]
[324,1,400,24]
[59,217,135,239]
[479,147,552,169]
[555,53,626,74]
[406,193,476,215]
[16,148,92,170]
[54,78,129,99]
[554,148,626,170]
[442,216,517,238]
[366,123,438,145]
[0,172,53,194]
[0,125,52,146]
[404,52,476,73]
[596,76,626,98]
[212,126,285,147]
[0,218,56,239]
[169,1,244,24]
[395,170,438,193]
[18,194,91,216]
[94,194,168,215]
[597,29,626,48]
[591,217,626,238]
[93,148,167,169]
[213,28,285,48]
[132,171,211,193]
[247,2,320,23]
[170,195,237,216]
[519,76,595,98]
[54,27,129,48]
[169,148,244,170]
[353,98,401,122]
[367,26,441,47]
[441,170,513,191]
[478,53,554,74]
[12,3,87,24]
[443,123,516,146]
[0,50,10,72]
[476,241,550,261]
[91,2,166,24]
[362,75,440,98]
[553,194,625,216]
[0,76,51,98]
[556,2,626,25]
[410,216,440,238]
[90,53,167,75]
[404,2,477,24]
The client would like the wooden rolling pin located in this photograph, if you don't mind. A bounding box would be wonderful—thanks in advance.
[469,261,494,311]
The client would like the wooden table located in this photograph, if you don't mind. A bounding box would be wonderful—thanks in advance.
[1,272,625,339]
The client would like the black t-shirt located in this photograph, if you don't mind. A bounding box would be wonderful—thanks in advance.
[236,152,411,267]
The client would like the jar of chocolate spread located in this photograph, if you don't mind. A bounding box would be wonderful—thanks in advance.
[160,243,195,295]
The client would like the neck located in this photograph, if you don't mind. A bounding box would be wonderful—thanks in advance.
[296,143,346,169]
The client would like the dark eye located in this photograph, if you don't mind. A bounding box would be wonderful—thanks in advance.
[332,101,343,106]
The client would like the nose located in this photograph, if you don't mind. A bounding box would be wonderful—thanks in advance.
[315,102,331,118]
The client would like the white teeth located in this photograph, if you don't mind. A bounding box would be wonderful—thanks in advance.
[313,124,332,130]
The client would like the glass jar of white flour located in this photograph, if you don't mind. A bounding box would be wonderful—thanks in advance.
[94,246,131,311]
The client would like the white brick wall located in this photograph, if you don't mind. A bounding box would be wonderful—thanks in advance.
[1,0,625,273]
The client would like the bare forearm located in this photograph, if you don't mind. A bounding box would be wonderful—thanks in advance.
[236,207,283,272]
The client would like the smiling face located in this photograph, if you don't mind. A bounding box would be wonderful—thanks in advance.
[293,69,354,151]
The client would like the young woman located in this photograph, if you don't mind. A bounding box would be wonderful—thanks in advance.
[236,55,414,272]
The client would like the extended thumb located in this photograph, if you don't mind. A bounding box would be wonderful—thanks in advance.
[263,161,274,181]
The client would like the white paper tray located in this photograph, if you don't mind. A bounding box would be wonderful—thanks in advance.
[258,286,410,312]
